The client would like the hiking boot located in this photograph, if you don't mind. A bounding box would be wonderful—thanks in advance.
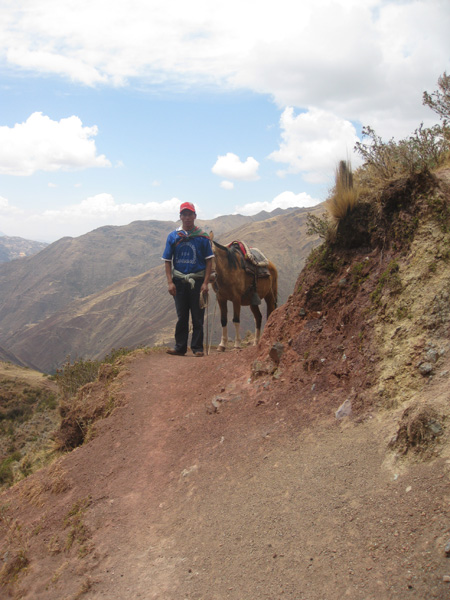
[166,349,185,356]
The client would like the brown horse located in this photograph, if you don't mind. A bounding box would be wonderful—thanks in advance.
[211,239,278,351]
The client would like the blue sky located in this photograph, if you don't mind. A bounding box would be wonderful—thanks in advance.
[0,0,449,242]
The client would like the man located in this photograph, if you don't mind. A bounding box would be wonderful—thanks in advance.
[162,202,214,357]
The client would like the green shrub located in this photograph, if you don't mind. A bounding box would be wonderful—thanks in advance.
[423,71,450,123]
[54,357,101,400]
[306,212,330,239]
[0,452,21,485]
[102,347,135,364]
[54,348,136,401]
[355,74,450,188]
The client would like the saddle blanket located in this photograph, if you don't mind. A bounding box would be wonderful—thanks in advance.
[228,240,270,267]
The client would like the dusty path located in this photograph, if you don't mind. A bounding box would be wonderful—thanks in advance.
[3,349,450,599]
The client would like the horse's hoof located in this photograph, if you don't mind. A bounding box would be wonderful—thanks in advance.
[217,345,226,352]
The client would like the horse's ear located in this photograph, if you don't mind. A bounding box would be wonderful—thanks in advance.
[209,230,214,241]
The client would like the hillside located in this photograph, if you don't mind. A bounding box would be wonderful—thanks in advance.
[0,362,58,489]
[0,220,174,343]
[1,170,450,599]
[1,206,323,373]
[0,208,287,346]
[0,236,47,263]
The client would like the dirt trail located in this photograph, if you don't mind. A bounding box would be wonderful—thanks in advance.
[2,348,450,600]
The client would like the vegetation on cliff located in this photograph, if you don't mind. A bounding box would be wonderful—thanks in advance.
[257,72,450,456]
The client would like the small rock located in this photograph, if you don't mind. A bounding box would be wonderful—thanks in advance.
[444,539,450,556]
[305,319,323,333]
[338,278,347,288]
[418,362,433,376]
[425,348,439,364]
[252,360,270,376]
[428,420,443,436]
[443,575,450,582]
[269,342,284,365]
[335,399,352,420]
[211,397,222,410]
[181,465,198,478]
[299,307,306,317]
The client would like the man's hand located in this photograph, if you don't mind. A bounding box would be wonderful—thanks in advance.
[165,261,176,296]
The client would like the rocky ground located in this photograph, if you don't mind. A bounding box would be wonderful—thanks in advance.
[0,344,449,600]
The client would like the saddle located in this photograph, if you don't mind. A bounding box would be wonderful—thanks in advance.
[228,241,271,305]
[228,241,270,277]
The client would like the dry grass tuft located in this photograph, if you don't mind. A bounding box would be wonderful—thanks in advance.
[326,160,361,221]
[389,402,445,457]
[0,549,29,586]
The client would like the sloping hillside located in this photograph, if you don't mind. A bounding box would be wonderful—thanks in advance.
[0,236,47,263]
[0,209,286,346]
[1,171,450,599]
[0,220,174,342]
[3,206,323,373]
[257,169,450,418]
[0,362,58,489]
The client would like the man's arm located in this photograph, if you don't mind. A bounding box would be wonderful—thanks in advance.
[165,260,176,296]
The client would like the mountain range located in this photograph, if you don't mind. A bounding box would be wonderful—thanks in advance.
[0,235,48,263]
[0,205,323,372]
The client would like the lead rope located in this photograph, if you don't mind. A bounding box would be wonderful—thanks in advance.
[199,288,219,356]
[208,295,218,356]
[200,290,210,355]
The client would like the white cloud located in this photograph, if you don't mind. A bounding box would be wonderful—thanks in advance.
[0,196,24,216]
[212,153,260,181]
[1,1,447,136]
[43,193,182,222]
[0,194,197,241]
[220,180,234,190]
[1,191,226,241]
[0,112,111,176]
[269,107,361,184]
[236,191,320,216]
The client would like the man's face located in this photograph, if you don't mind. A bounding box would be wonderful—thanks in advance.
[180,210,196,230]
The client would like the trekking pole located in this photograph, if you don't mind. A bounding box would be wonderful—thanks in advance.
[205,293,209,355]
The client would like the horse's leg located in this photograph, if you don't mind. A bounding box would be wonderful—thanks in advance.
[250,304,263,345]
[266,295,275,319]
[232,301,242,348]
[217,298,228,352]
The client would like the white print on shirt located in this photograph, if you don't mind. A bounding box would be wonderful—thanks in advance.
[177,241,197,265]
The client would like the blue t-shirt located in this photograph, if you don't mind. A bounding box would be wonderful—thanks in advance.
[162,229,214,275]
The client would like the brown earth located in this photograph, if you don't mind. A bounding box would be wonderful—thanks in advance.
[1,343,450,600]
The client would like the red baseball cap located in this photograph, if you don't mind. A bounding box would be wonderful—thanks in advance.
[180,202,196,214]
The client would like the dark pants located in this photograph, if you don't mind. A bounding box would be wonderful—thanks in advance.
[173,278,205,354]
